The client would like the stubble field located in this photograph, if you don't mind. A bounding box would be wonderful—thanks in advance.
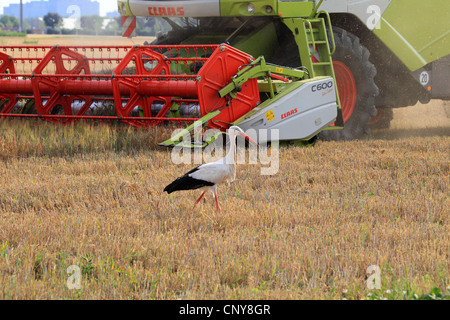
[0,100,448,300]
[0,36,449,300]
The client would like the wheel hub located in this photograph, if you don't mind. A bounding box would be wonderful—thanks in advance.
[333,61,357,123]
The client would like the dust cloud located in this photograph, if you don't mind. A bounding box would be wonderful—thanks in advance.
[372,100,450,140]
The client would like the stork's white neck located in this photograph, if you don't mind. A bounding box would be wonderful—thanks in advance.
[222,133,237,165]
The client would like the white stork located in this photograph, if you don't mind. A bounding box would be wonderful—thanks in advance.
[164,126,258,211]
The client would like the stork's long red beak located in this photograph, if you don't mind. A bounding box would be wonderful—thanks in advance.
[238,131,258,146]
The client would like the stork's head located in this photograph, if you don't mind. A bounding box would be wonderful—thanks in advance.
[228,126,258,146]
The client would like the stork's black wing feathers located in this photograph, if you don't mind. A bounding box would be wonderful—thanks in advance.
[164,167,215,194]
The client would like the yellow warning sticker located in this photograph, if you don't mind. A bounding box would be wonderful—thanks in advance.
[265,110,275,122]
[276,67,284,74]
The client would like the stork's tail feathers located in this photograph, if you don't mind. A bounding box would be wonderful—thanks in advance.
[163,181,179,194]
[163,167,215,194]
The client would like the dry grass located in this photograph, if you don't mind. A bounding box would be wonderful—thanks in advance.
[0,100,449,300]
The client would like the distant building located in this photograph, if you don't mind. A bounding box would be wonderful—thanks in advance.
[106,11,120,18]
[4,0,100,19]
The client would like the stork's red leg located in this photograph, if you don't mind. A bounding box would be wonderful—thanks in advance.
[193,192,206,208]
[214,193,221,212]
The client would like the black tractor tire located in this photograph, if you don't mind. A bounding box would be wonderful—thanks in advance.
[370,107,394,129]
[320,27,379,140]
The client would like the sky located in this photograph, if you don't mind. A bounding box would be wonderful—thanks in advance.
[0,0,118,16]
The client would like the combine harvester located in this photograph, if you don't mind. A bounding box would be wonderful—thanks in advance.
[0,0,449,145]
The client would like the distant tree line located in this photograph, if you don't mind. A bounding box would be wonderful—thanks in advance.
[0,15,20,29]
[41,12,169,36]
[0,12,172,37]
[0,15,26,36]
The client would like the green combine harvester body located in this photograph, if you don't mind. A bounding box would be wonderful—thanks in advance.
[117,0,449,142]
[119,0,449,71]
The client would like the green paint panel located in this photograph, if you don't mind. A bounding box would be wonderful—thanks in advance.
[277,1,315,18]
[232,22,278,59]
[118,0,133,16]
[375,0,450,71]
[181,35,228,45]
[220,0,278,16]
[219,0,314,18]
